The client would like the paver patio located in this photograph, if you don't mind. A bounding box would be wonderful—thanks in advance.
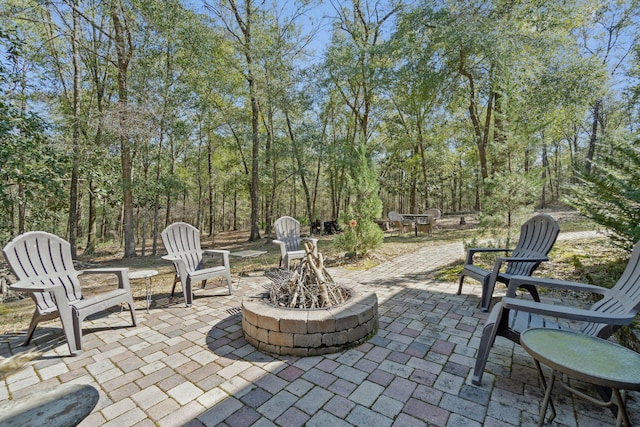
[1,231,637,426]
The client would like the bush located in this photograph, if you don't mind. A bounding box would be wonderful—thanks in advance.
[335,218,384,258]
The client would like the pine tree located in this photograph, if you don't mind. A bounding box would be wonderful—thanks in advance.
[567,139,640,251]
[335,143,384,258]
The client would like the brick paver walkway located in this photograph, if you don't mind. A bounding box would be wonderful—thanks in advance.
[1,230,637,426]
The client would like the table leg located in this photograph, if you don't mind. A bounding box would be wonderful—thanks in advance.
[236,263,246,289]
[236,256,255,288]
[533,360,557,426]
[145,276,152,313]
[613,389,631,427]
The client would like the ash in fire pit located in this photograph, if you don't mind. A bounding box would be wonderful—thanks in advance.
[264,242,350,309]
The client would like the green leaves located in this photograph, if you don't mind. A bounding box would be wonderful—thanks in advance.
[0,100,65,237]
[567,138,640,251]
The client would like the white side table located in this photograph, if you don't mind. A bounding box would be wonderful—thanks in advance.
[128,269,158,312]
[229,250,268,287]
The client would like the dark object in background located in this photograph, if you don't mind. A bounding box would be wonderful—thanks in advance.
[311,219,343,235]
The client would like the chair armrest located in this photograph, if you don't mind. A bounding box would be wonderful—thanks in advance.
[466,247,512,264]
[9,281,72,312]
[502,297,634,325]
[79,268,131,292]
[507,275,608,297]
[79,267,128,274]
[203,249,230,256]
[496,256,549,264]
[273,240,288,258]
[302,236,319,246]
[161,255,188,285]
[9,281,63,293]
[203,249,231,268]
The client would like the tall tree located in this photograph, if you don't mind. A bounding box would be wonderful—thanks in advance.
[111,0,136,257]
[325,0,400,143]
[206,0,262,240]
[579,1,639,174]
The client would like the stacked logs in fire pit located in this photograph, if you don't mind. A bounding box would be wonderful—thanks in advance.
[264,241,350,309]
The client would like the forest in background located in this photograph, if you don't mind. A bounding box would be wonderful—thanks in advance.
[1,0,639,257]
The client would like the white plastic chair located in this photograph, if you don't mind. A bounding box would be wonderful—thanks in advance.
[273,216,318,269]
[3,231,137,356]
[161,222,232,307]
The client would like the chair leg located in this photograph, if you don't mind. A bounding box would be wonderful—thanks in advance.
[457,275,465,295]
[72,315,83,355]
[59,308,82,356]
[184,280,193,307]
[472,302,503,385]
[23,311,42,346]
[481,274,499,312]
[519,284,540,302]
[126,295,137,326]
[171,280,178,298]
[225,271,233,294]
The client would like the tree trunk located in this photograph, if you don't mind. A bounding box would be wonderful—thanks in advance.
[226,0,261,240]
[586,99,601,175]
[18,182,25,235]
[196,120,203,229]
[459,51,489,183]
[541,138,548,209]
[85,13,108,254]
[286,111,312,225]
[207,132,214,236]
[165,133,175,227]
[111,0,135,257]
[68,1,81,257]
[248,71,261,239]
[86,178,97,254]
[261,103,275,240]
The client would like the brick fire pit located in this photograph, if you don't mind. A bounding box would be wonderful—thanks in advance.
[241,288,378,356]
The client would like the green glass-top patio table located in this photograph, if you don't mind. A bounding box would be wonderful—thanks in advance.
[521,328,640,427]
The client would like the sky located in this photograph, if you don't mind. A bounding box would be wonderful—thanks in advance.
[287,1,337,62]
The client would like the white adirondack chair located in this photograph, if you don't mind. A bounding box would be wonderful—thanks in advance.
[2,231,137,356]
[273,216,318,269]
[161,222,232,307]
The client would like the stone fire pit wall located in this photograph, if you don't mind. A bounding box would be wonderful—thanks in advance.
[241,289,378,356]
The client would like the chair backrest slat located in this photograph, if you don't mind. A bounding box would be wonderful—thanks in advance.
[274,216,301,252]
[161,222,204,272]
[505,214,560,276]
[3,232,82,311]
[583,241,640,337]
